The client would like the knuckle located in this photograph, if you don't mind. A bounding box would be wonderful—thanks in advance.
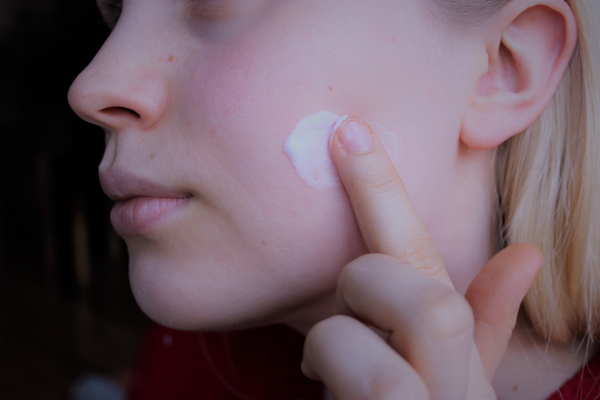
[337,259,361,295]
[418,288,474,340]
[398,238,443,277]
[339,254,389,286]
[359,171,398,197]
[365,368,428,400]
[303,317,350,380]
[306,315,354,347]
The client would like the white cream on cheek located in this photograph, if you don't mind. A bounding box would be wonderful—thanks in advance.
[284,111,402,191]
[284,111,349,191]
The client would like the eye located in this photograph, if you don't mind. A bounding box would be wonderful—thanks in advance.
[97,0,123,29]
[187,0,258,22]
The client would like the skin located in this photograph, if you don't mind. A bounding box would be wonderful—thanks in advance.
[302,118,543,398]
[68,0,582,397]
[70,0,491,330]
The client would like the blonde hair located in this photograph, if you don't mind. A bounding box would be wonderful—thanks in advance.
[428,0,600,343]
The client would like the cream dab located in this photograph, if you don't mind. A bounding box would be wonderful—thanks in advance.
[284,111,349,191]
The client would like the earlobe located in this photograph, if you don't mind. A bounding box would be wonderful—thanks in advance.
[461,0,578,150]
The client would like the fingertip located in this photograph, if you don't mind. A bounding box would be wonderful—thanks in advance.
[331,116,374,155]
[519,243,544,266]
[329,114,350,156]
[300,358,319,381]
[503,243,544,276]
[301,330,320,381]
[333,114,351,134]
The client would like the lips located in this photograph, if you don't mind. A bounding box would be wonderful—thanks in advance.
[100,169,191,235]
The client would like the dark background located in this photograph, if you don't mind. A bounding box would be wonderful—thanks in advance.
[1,0,149,398]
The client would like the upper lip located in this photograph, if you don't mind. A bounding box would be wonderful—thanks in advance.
[100,169,191,201]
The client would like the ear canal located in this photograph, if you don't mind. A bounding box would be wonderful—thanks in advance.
[475,42,519,99]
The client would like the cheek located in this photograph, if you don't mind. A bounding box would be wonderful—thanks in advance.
[144,44,370,330]
[179,39,342,195]
[187,34,315,118]
[129,143,367,330]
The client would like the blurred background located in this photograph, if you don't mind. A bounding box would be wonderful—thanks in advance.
[1,0,150,398]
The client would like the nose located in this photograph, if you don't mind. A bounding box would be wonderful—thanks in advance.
[68,10,168,132]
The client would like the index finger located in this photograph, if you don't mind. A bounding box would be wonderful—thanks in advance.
[330,116,453,288]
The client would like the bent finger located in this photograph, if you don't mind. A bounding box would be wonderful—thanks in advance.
[302,315,429,400]
[336,254,477,399]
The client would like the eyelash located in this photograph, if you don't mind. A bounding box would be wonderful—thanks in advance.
[97,0,123,29]
[186,0,245,22]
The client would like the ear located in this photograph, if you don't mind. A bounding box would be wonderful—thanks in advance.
[461,0,578,150]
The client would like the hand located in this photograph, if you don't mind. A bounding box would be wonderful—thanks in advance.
[301,117,543,399]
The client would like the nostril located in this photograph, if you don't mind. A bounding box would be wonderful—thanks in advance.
[101,106,141,119]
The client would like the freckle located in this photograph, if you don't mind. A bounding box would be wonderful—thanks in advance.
[168,55,175,62]
[512,385,518,391]
[328,86,333,92]
[261,241,267,245]
[150,154,155,160]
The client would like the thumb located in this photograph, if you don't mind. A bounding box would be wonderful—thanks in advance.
[465,243,543,380]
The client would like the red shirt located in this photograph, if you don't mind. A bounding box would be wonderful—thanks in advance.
[128,323,600,400]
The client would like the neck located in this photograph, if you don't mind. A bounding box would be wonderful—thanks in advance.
[493,324,594,399]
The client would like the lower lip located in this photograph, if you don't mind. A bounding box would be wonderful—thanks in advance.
[111,196,190,235]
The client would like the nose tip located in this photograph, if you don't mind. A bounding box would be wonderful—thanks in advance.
[68,75,99,125]
[68,63,168,131]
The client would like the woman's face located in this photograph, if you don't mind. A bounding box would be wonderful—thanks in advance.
[69,0,493,331]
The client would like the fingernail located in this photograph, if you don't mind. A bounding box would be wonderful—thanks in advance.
[337,119,373,154]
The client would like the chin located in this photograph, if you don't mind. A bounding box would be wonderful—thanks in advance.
[126,251,334,332]
[127,257,258,331]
